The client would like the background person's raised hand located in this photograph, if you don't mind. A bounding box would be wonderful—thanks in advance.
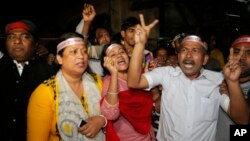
[223,47,244,82]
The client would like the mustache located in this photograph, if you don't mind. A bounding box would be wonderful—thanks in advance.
[240,69,250,78]
[240,61,247,67]
[183,59,195,65]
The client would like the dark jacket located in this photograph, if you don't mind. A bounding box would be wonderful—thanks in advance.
[0,54,55,141]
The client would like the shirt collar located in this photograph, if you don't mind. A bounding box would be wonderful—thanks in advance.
[13,60,29,66]
[198,68,223,84]
[173,67,222,83]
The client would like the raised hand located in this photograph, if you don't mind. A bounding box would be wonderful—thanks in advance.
[139,14,159,37]
[134,24,148,45]
[103,56,117,74]
[223,47,244,82]
[82,3,96,23]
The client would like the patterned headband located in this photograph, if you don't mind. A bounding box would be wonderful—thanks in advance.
[181,35,207,50]
[105,43,122,55]
[231,36,250,48]
[57,37,84,53]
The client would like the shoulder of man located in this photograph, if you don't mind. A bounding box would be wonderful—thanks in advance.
[203,69,224,84]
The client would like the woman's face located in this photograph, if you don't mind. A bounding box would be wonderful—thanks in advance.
[57,43,88,76]
[106,44,129,72]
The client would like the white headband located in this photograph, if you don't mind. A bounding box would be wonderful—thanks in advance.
[173,33,186,42]
[57,37,84,53]
[181,35,207,50]
[105,43,122,55]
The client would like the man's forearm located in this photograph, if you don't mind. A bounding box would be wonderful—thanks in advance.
[227,80,249,124]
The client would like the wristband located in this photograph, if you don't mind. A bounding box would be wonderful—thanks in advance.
[99,115,107,127]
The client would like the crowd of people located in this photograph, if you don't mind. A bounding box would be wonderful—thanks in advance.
[0,3,249,141]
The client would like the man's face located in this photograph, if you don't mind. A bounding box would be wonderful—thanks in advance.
[156,48,168,66]
[121,25,139,47]
[178,41,208,80]
[95,28,111,46]
[6,28,36,62]
[234,44,250,78]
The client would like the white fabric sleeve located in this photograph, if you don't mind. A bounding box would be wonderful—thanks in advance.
[75,19,84,34]
[143,73,153,91]
[220,94,230,112]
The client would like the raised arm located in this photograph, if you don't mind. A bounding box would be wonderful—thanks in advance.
[127,25,149,89]
[81,3,96,42]
[103,56,119,105]
[223,47,249,124]
[128,14,158,89]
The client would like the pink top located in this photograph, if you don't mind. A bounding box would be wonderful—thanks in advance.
[101,75,156,141]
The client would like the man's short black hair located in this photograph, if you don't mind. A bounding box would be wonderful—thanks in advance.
[121,16,140,31]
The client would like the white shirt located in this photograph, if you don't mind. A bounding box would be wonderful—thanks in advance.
[240,81,250,99]
[144,66,229,141]
[13,60,29,76]
[88,59,104,77]
[88,45,104,77]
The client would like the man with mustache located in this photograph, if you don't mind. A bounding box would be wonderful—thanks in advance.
[0,20,54,141]
[127,24,249,141]
[216,35,250,141]
[231,35,250,103]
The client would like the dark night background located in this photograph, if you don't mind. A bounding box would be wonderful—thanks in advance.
[0,0,84,37]
[1,0,250,56]
[1,0,250,37]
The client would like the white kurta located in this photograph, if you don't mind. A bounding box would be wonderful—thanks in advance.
[144,66,229,141]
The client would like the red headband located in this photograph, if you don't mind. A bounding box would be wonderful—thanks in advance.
[5,21,29,33]
[231,35,250,48]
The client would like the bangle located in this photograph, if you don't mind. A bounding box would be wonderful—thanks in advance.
[107,91,118,95]
[82,34,89,39]
[99,115,107,127]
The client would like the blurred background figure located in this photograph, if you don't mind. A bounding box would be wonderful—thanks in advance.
[76,3,113,77]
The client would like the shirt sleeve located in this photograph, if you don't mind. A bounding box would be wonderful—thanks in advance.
[102,76,110,96]
[101,75,120,120]
[27,83,55,141]
[219,94,230,112]
[101,99,120,120]
[143,67,168,90]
